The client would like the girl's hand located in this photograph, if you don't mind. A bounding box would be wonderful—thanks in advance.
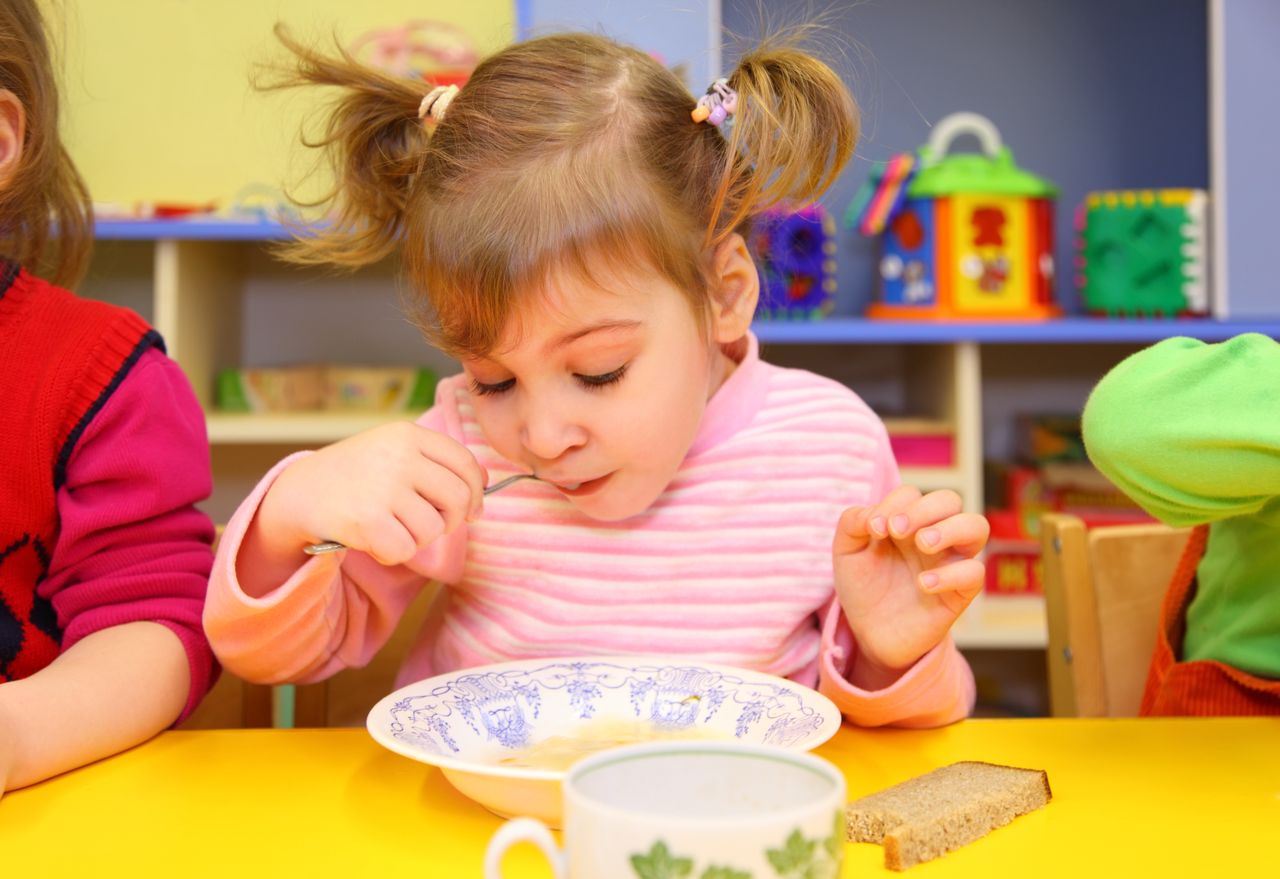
[258,421,488,568]
[832,486,989,687]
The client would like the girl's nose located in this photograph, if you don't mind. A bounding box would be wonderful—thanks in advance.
[519,399,587,461]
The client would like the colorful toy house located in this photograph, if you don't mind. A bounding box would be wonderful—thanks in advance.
[851,113,1059,320]
[751,205,837,320]
[1076,189,1210,316]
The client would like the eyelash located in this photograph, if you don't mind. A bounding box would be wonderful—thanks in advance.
[576,364,629,390]
[470,378,515,397]
[470,365,629,397]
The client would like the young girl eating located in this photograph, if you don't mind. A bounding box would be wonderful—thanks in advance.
[205,29,989,727]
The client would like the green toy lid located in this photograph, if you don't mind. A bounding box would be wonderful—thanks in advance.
[908,112,1058,198]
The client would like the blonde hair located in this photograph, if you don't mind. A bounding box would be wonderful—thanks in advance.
[0,0,92,288]
[268,27,857,358]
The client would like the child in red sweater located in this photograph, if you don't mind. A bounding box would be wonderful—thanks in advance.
[0,0,216,797]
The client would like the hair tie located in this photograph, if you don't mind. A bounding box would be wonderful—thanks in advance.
[418,84,460,124]
[691,77,737,127]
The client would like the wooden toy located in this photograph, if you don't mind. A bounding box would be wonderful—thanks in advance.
[851,113,1059,320]
[1076,189,1210,316]
[751,204,837,319]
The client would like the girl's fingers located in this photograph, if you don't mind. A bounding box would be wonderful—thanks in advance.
[914,512,991,557]
[864,485,924,539]
[392,493,448,552]
[412,466,474,535]
[413,426,488,518]
[918,557,986,597]
[359,515,418,567]
[833,506,873,555]
[886,489,964,540]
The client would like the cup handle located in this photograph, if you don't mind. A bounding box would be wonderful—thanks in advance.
[483,817,567,879]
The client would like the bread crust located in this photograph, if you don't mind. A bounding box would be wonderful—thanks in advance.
[845,760,1051,870]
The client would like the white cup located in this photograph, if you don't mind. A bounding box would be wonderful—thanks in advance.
[484,741,846,879]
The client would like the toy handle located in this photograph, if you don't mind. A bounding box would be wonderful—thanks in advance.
[484,817,568,879]
[926,112,1003,162]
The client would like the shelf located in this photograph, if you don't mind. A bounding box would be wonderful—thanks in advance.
[753,317,1280,345]
[952,595,1047,650]
[899,466,967,491]
[93,223,1280,345]
[95,219,295,241]
[206,411,407,444]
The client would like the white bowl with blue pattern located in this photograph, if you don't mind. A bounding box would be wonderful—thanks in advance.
[366,655,842,826]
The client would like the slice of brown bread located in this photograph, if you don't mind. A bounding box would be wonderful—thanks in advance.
[845,761,1051,871]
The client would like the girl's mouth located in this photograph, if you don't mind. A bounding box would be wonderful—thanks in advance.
[558,473,612,497]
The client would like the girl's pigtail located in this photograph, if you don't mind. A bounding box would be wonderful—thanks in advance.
[263,25,433,269]
[709,38,858,243]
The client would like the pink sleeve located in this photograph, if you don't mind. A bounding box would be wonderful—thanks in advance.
[203,405,467,686]
[42,349,217,723]
[816,598,975,727]
[814,409,974,727]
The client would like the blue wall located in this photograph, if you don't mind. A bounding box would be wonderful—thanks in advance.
[1218,0,1280,318]
[521,0,718,93]
[724,0,1209,316]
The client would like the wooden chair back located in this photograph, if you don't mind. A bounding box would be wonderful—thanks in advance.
[1040,513,1189,717]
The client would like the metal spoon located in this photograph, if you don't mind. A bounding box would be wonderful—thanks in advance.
[302,473,542,556]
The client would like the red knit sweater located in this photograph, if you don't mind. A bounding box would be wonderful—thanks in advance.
[0,263,160,680]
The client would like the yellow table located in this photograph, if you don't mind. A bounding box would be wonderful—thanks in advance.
[3,718,1278,876]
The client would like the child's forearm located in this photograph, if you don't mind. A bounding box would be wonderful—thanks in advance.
[237,478,316,598]
[0,621,190,794]
[234,453,335,598]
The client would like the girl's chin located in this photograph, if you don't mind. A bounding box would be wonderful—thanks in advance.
[566,479,664,522]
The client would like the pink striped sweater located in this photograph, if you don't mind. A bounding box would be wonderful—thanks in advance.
[205,336,974,727]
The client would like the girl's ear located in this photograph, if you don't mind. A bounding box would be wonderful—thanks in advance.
[708,232,760,344]
[0,90,26,192]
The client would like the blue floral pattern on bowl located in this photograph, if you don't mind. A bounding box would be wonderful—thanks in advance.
[380,657,837,758]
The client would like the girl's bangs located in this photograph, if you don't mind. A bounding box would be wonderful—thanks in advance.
[412,163,706,358]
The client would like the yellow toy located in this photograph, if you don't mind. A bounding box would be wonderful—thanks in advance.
[852,113,1060,320]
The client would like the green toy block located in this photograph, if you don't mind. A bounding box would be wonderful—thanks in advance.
[1077,189,1209,316]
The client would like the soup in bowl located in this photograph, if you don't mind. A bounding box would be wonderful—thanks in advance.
[365,655,842,826]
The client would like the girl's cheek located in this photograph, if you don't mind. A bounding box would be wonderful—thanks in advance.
[472,411,512,450]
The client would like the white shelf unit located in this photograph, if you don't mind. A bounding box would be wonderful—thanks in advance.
[88,233,1022,647]
[101,228,1280,652]
[206,411,404,445]
[87,227,1280,650]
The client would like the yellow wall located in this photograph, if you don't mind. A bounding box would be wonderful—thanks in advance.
[51,1,513,206]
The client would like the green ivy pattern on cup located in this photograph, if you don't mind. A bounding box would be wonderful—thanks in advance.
[628,812,842,879]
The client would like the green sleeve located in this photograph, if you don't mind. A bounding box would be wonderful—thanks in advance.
[1082,333,1280,527]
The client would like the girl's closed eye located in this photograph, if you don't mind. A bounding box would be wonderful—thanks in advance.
[471,377,515,397]
[469,364,628,397]
[575,364,628,390]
